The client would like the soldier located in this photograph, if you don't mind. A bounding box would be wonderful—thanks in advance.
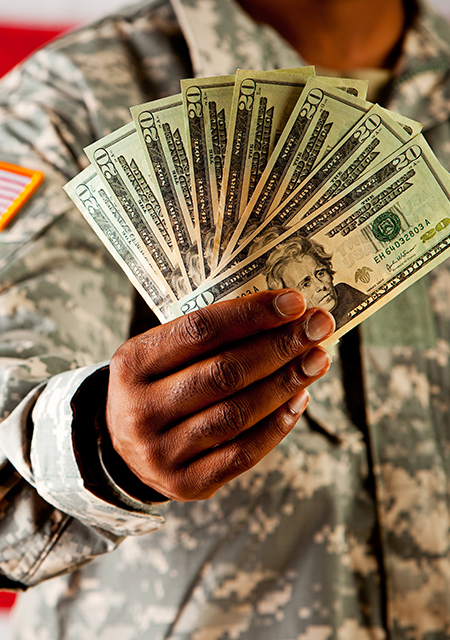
[1,0,450,638]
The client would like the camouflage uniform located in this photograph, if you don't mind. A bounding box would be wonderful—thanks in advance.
[1,0,450,638]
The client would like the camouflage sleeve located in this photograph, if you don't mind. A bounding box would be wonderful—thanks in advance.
[0,21,174,589]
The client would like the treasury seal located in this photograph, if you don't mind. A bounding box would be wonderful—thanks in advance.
[371,210,402,243]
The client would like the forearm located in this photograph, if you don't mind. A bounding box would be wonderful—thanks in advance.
[0,363,167,590]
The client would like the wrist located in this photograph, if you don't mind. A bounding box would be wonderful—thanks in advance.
[73,366,169,507]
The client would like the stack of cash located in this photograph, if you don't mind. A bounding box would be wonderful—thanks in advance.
[65,68,450,345]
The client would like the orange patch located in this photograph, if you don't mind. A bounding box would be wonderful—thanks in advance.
[0,161,44,231]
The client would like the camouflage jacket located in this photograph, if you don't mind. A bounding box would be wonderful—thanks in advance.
[1,0,450,638]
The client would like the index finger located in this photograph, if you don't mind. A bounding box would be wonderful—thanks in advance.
[130,289,307,377]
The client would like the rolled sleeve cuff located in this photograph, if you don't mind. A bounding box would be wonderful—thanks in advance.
[30,364,166,537]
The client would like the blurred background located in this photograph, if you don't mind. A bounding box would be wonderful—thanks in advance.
[0,0,449,637]
[0,0,449,78]
[427,0,450,17]
[0,0,130,77]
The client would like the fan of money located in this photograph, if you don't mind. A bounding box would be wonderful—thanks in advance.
[65,67,450,345]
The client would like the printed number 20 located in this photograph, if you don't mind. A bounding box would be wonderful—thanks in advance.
[421,217,450,243]
[180,291,215,315]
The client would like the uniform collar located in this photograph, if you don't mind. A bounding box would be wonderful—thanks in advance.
[169,0,302,77]
[170,0,450,132]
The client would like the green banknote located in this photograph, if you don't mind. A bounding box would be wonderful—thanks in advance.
[64,165,174,321]
[131,95,201,289]
[211,67,316,266]
[227,77,373,247]
[218,103,419,268]
[84,122,192,298]
[181,74,235,278]
[172,136,450,345]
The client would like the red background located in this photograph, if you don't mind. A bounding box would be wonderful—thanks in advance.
[0,24,68,77]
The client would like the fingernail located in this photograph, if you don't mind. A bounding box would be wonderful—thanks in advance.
[274,291,305,317]
[288,389,309,415]
[302,348,331,377]
[305,310,335,341]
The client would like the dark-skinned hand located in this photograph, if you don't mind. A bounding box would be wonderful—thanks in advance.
[106,289,335,502]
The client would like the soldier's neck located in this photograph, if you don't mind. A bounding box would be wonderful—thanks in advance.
[237,0,407,70]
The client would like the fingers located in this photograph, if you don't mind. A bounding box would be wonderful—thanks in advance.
[113,290,308,379]
[124,346,331,499]
[184,393,311,500]
[138,308,335,427]
[106,290,337,502]
[148,345,331,463]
